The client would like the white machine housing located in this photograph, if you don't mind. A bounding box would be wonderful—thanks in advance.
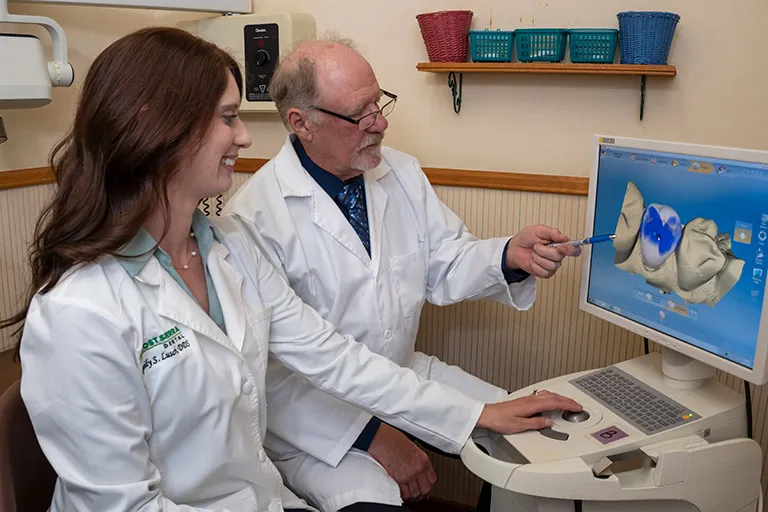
[179,13,316,113]
[464,353,761,511]
[0,0,254,147]
[0,34,53,108]
[0,0,252,110]
[462,136,768,511]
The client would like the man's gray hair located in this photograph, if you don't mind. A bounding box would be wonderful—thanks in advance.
[270,34,357,130]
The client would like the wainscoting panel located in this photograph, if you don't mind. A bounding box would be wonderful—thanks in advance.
[0,172,766,507]
[0,184,53,352]
[418,186,647,505]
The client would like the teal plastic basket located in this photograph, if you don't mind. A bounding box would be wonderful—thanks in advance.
[469,29,514,62]
[515,28,568,62]
[568,29,618,63]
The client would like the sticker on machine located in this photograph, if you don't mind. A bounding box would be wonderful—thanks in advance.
[590,425,629,445]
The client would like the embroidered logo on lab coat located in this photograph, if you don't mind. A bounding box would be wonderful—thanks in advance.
[140,326,191,375]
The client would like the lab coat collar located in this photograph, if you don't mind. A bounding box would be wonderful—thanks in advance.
[205,243,247,352]
[115,209,216,278]
[133,238,246,353]
[116,229,156,277]
[273,136,314,198]
[273,136,390,269]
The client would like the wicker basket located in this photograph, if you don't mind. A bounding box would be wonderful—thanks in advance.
[617,11,680,65]
[416,10,473,62]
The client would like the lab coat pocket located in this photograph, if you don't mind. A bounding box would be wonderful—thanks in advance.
[389,247,427,317]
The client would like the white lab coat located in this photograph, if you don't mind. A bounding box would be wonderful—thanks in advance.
[19,217,484,512]
[223,138,536,509]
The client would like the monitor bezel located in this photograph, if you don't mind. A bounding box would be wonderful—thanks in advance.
[579,135,768,385]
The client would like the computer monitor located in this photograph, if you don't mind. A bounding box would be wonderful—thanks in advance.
[580,135,768,386]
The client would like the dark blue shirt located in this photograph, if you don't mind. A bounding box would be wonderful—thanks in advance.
[292,136,368,229]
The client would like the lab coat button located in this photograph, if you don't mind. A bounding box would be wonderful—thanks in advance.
[242,381,254,395]
[384,330,393,340]
[258,449,267,463]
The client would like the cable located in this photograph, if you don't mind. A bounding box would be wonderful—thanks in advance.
[643,337,649,355]
[574,499,583,512]
[745,379,754,439]
[201,198,211,216]
[215,194,224,216]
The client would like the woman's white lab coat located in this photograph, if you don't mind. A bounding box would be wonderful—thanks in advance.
[19,218,483,512]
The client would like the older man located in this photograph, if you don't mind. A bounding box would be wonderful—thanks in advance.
[223,39,579,512]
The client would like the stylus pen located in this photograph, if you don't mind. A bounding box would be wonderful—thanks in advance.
[549,234,616,248]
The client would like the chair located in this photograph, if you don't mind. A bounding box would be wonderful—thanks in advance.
[0,380,57,512]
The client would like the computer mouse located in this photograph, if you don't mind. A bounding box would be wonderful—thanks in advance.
[562,410,591,423]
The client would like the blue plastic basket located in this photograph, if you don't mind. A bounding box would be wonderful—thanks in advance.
[515,29,568,62]
[568,29,618,63]
[617,11,680,65]
[469,29,514,62]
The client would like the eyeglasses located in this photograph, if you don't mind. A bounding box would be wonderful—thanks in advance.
[310,90,397,131]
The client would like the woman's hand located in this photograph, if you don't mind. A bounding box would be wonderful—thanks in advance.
[476,390,582,434]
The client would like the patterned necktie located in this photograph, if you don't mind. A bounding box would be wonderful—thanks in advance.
[335,178,371,255]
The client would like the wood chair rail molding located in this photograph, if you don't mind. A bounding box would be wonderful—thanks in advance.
[0,160,589,196]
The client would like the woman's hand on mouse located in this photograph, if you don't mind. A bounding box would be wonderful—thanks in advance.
[476,390,582,435]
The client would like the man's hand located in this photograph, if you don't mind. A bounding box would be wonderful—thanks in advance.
[505,225,582,279]
[476,390,582,434]
[367,423,436,502]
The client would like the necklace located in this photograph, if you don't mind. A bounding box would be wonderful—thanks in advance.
[174,231,198,271]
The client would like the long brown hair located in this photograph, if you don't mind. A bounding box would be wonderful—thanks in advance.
[0,27,242,354]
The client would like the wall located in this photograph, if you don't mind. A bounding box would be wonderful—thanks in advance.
[2,0,768,507]
[2,0,767,174]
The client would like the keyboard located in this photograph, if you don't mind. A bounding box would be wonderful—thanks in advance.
[570,366,701,435]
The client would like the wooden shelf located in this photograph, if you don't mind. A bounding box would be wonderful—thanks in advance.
[416,62,677,77]
[416,62,677,118]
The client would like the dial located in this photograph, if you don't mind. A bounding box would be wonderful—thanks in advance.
[255,49,270,67]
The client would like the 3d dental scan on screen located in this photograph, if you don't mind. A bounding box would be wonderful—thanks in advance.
[461,136,768,512]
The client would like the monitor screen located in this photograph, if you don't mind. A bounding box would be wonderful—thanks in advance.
[585,140,768,371]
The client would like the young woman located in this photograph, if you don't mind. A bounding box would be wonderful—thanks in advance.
[1,27,580,512]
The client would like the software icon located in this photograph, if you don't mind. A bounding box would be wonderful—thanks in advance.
[735,222,753,244]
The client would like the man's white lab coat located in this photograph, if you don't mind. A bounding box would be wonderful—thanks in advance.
[223,138,536,471]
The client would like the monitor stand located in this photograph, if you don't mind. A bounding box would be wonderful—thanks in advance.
[661,347,717,389]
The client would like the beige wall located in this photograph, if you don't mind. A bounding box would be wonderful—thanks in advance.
[2,0,768,507]
[2,0,767,173]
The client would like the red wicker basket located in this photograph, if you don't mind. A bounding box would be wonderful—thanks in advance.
[416,10,473,62]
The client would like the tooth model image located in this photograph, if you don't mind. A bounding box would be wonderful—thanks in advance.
[612,181,744,307]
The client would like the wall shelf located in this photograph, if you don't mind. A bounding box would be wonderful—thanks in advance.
[416,62,677,119]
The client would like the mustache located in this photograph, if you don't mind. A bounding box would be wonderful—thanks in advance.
[357,133,384,151]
